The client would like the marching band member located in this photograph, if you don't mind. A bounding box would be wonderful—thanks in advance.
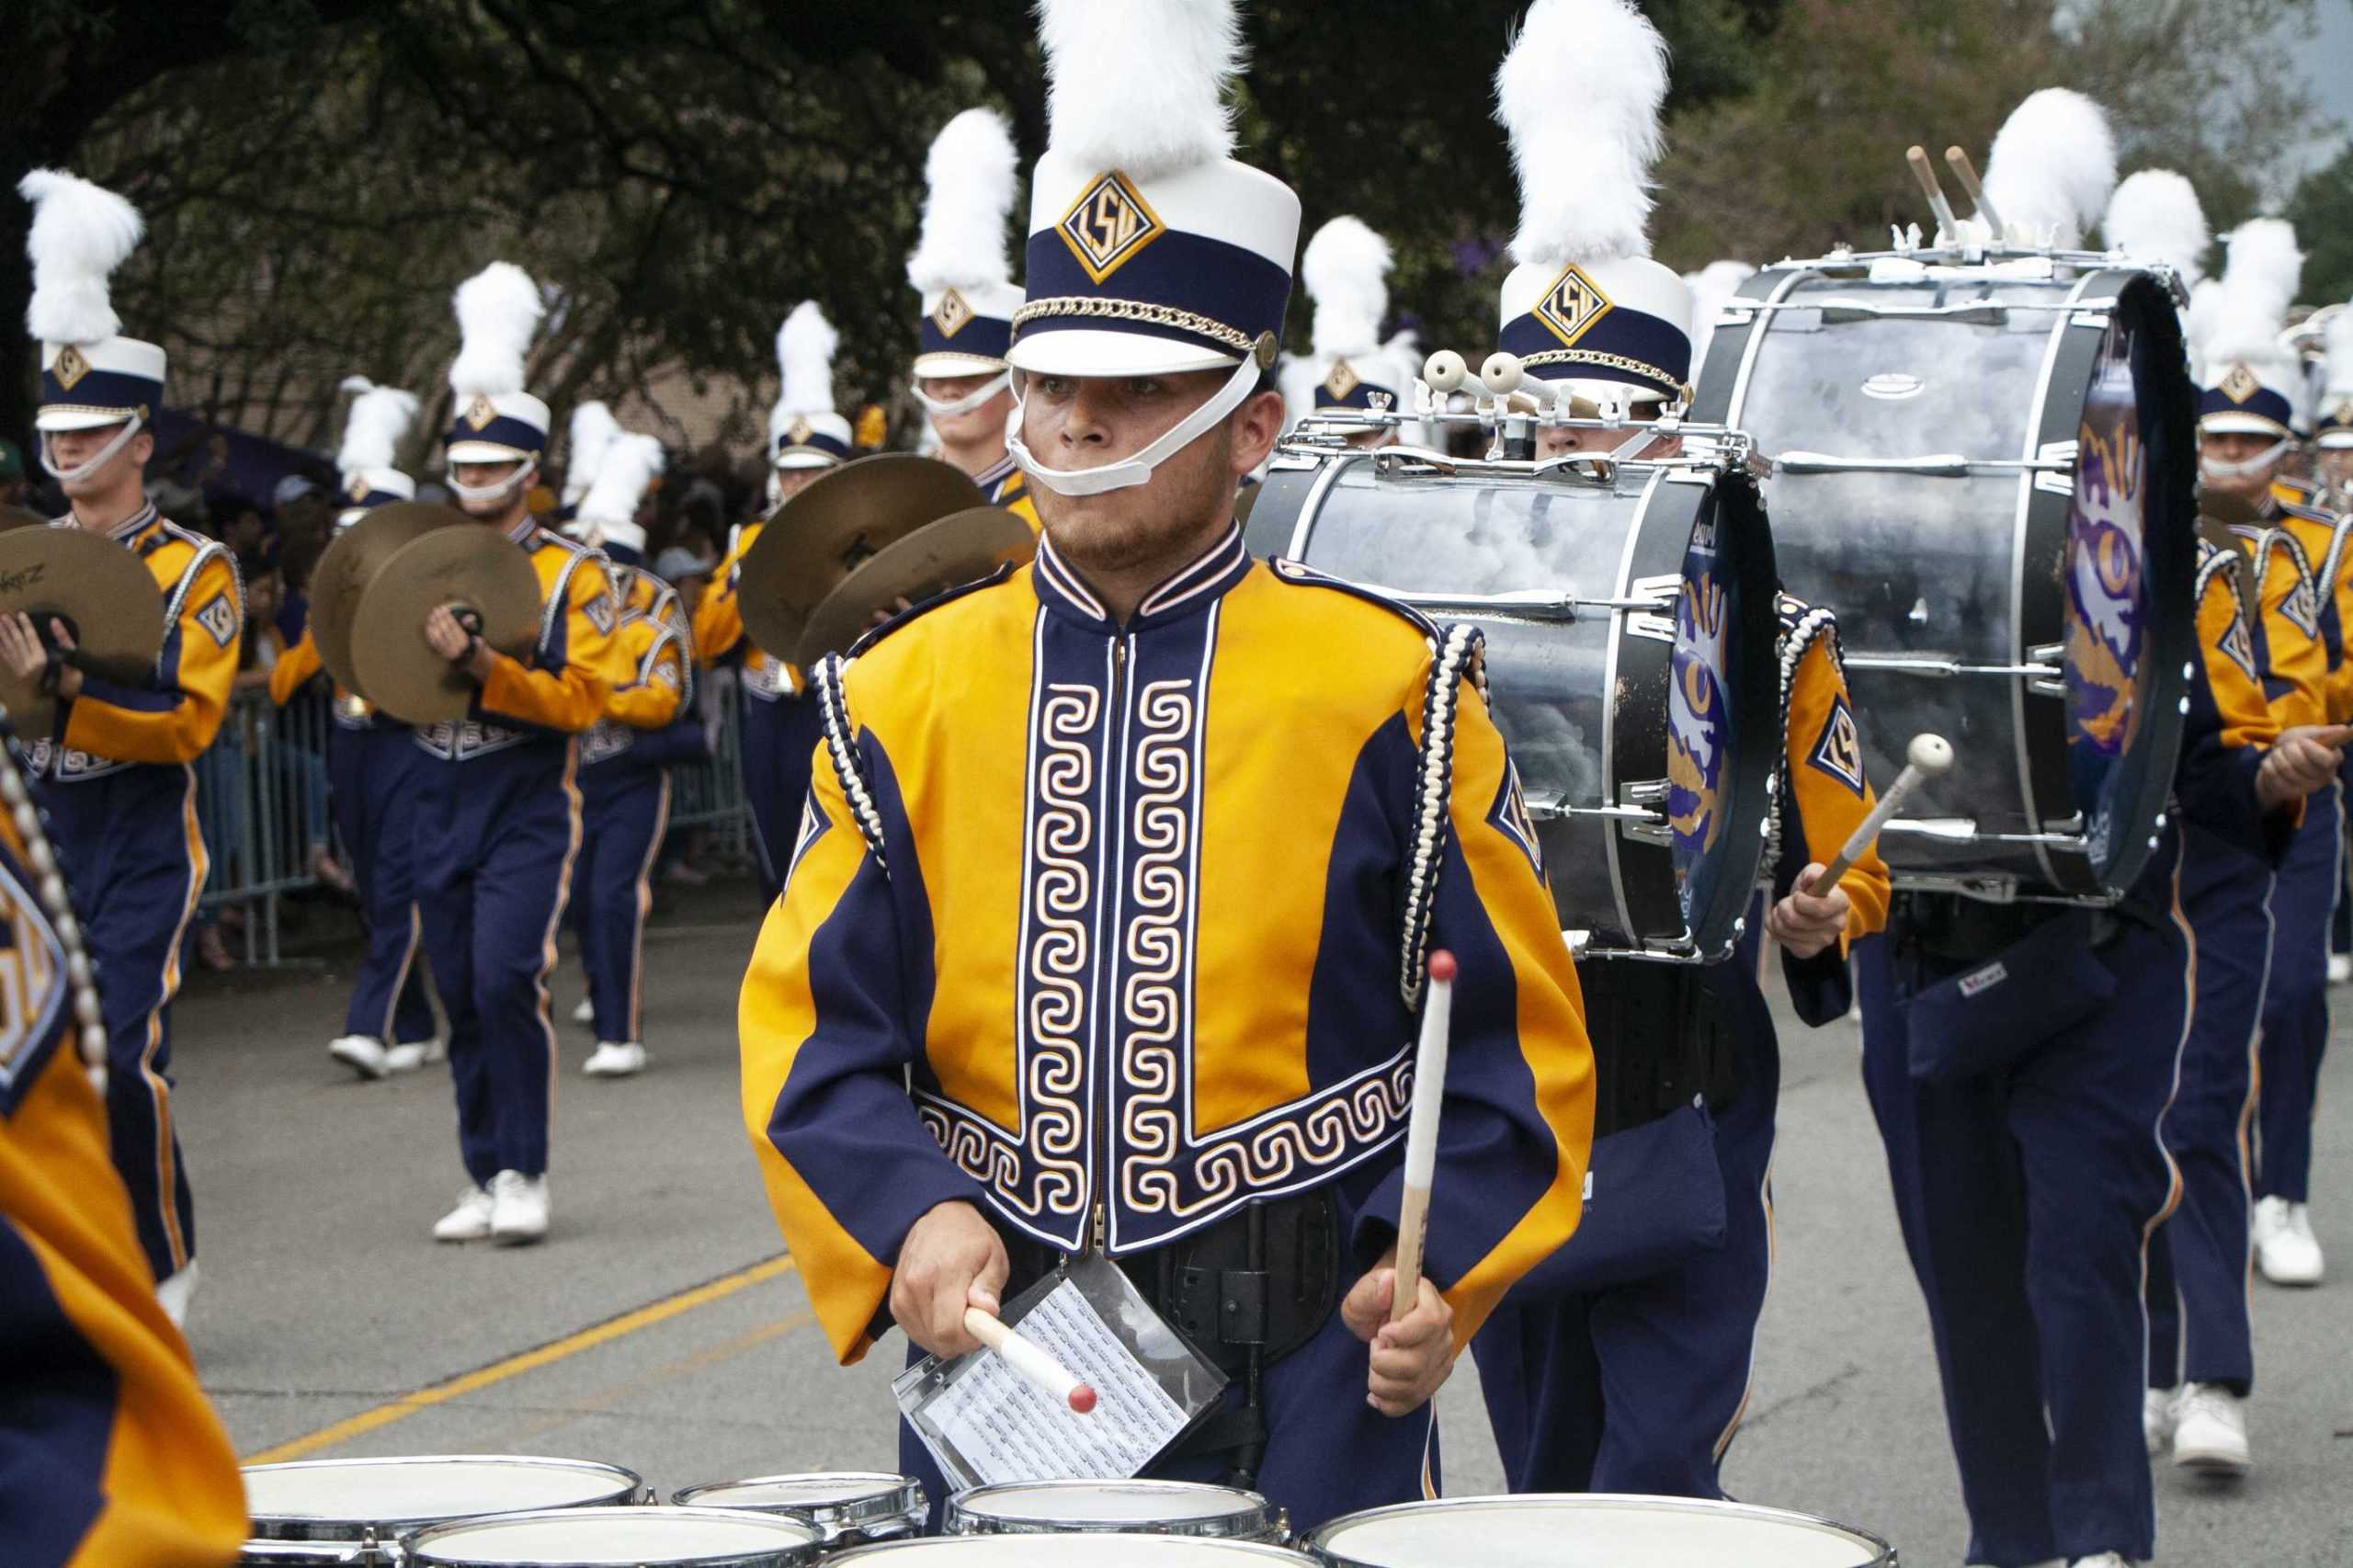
[566,433,695,1079]
[416,262,627,1247]
[1853,92,2333,1568]
[277,377,442,1081]
[0,720,245,1567]
[1466,0,1888,1502]
[1278,217,1421,451]
[0,172,241,1324]
[690,302,846,905]
[2317,303,2353,512]
[558,399,622,522]
[2193,219,2340,1291]
[905,108,1038,526]
[742,0,1593,1529]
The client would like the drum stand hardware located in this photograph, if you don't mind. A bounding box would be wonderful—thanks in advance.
[1773,450,2076,478]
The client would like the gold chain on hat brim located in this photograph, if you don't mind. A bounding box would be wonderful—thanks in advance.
[1013,297,1277,369]
[1520,347,1691,403]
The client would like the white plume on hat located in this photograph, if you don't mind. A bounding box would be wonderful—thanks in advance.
[577,432,665,527]
[907,108,1019,295]
[563,400,622,507]
[2215,218,2303,332]
[1040,0,1243,178]
[2102,169,2209,285]
[2195,218,2304,415]
[335,376,420,478]
[1683,260,1756,384]
[1495,0,1670,267]
[448,261,544,399]
[2325,305,2353,403]
[1978,88,2116,248]
[774,301,839,432]
[19,168,144,347]
[1302,217,1392,360]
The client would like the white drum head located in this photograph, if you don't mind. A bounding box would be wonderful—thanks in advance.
[677,1472,916,1511]
[406,1506,821,1566]
[1307,1495,1892,1568]
[835,1539,1308,1564]
[958,1480,1265,1526]
[243,1457,642,1539]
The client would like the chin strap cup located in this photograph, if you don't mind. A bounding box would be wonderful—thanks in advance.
[40,414,146,487]
[444,460,538,507]
[1007,357,1261,497]
[2200,440,2290,483]
[912,370,1012,419]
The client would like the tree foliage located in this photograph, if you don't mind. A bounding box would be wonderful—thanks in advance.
[2290,143,2353,307]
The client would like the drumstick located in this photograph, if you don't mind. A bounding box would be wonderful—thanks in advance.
[1810,733,1955,893]
[1943,146,2004,241]
[1391,949,1457,1324]
[1905,146,1963,243]
[962,1307,1097,1415]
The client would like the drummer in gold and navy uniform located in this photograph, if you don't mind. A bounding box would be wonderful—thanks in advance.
[274,377,442,1082]
[0,171,240,1327]
[691,302,847,905]
[415,262,627,1248]
[2191,219,2345,1293]
[1851,95,2339,1568]
[0,716,245,1567]
[1463,0,1887,1501]
[564,431,696,1081]
[905,108,1039,528]
[742,0,1593,1531]
[1278,217,1421,452]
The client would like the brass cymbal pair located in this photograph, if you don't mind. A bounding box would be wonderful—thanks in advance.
[308,502,540,723]
[0,524,166,735]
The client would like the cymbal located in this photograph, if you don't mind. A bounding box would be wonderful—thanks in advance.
[796,507,1038,665]
[348,525,542,725]
[736,454,986,664]
[0,523,166,736]
[309,501,468,695]
[0,505,46,533]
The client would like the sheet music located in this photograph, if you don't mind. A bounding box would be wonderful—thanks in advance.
[914,1275,1193,1484]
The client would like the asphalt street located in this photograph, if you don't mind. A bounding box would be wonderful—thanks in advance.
[176,879,2350,1562]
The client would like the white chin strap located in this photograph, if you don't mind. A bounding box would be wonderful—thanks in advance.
[2200,438,2291,483]
[40,414,145,486]
[912,370,1012,418]
[445,460,537,506]
[1007,358,1260,497]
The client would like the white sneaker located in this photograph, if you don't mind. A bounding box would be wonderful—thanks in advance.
[433,1185,494,1242]
[2255,1196,2325,1285]
[489,1170,548,1246]
[2068,1555,2129,1568]
[2330,952,2351,985]
[2170,1382,2250,1475]
[583,1041,647,1078]
[156,1259,199,1328]
[571,996,596,1026]
[327,1035,389,1080]
[383,1038,445,1074]
[2143,1386,2176,1457]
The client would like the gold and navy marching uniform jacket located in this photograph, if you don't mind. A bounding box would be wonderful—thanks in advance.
[972,452,1042,533]
[583,566,693,770]
[0,808,244,1566]
[2194,539,2286,760]
[2265,480,2353,723]
[694,518,800,702]
[268,627,403,733]
[412,521,628,762]
[2222,523,2330,731]
[742,528,1595,1366]
[29,507,239,782]
[2182,538,2299,856]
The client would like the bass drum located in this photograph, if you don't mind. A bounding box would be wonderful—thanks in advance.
[1245,452,1780,961]
[1694,260,2197,899]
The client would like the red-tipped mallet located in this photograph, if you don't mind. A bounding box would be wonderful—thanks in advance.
[963,1306,1097,1415]
[1390,949,1457,1323]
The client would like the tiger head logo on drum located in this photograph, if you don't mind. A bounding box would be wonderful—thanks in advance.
[2064,409,2150,761]
[1668,540,1733,886]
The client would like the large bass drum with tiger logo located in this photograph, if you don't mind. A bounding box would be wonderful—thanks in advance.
[1243,445,1780,962]
[1692,256,2197,900]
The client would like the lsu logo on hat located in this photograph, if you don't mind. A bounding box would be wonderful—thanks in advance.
[1057,171,1166,285]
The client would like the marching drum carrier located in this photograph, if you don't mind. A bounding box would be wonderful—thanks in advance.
[1692,238,2199,903]
[1243,384,1781,963]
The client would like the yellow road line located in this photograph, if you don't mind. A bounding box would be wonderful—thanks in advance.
[244,1255,798,1463]
[470,1312,815,1450]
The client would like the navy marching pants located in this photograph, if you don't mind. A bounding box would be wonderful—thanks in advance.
[40,766,205,1283]
[1472,959,1777,1497]
[571,764,671,1044]
[326,722,435,1045]
[739,689,819,906]
[1858,914,2185,1568]
[2256,781,2338,1203]
[415,743,580,1184]
[2146,824,2268,1393]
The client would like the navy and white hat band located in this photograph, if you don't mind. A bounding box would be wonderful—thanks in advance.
[2197,382,2295,434]
[1315,361,1405,411]
[773,425,852,463]
[40,358,160,420]
[1017,220,1287,365]
[918,311,1014,364]
[445,409,545,456]
[1500,303,1689,400]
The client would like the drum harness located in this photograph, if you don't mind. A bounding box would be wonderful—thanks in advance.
[813,620,1491,1489]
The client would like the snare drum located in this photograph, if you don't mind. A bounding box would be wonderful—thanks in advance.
[673,1472,927,1546]
[944,1479,1286,1542]
[1304,1494,1894,1567]
[240,1456,646,1564]
[403,1506,823,1567]
[834,1538,1311,1564]
[1244,450,1781,960]
[1696,256,2197,899]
